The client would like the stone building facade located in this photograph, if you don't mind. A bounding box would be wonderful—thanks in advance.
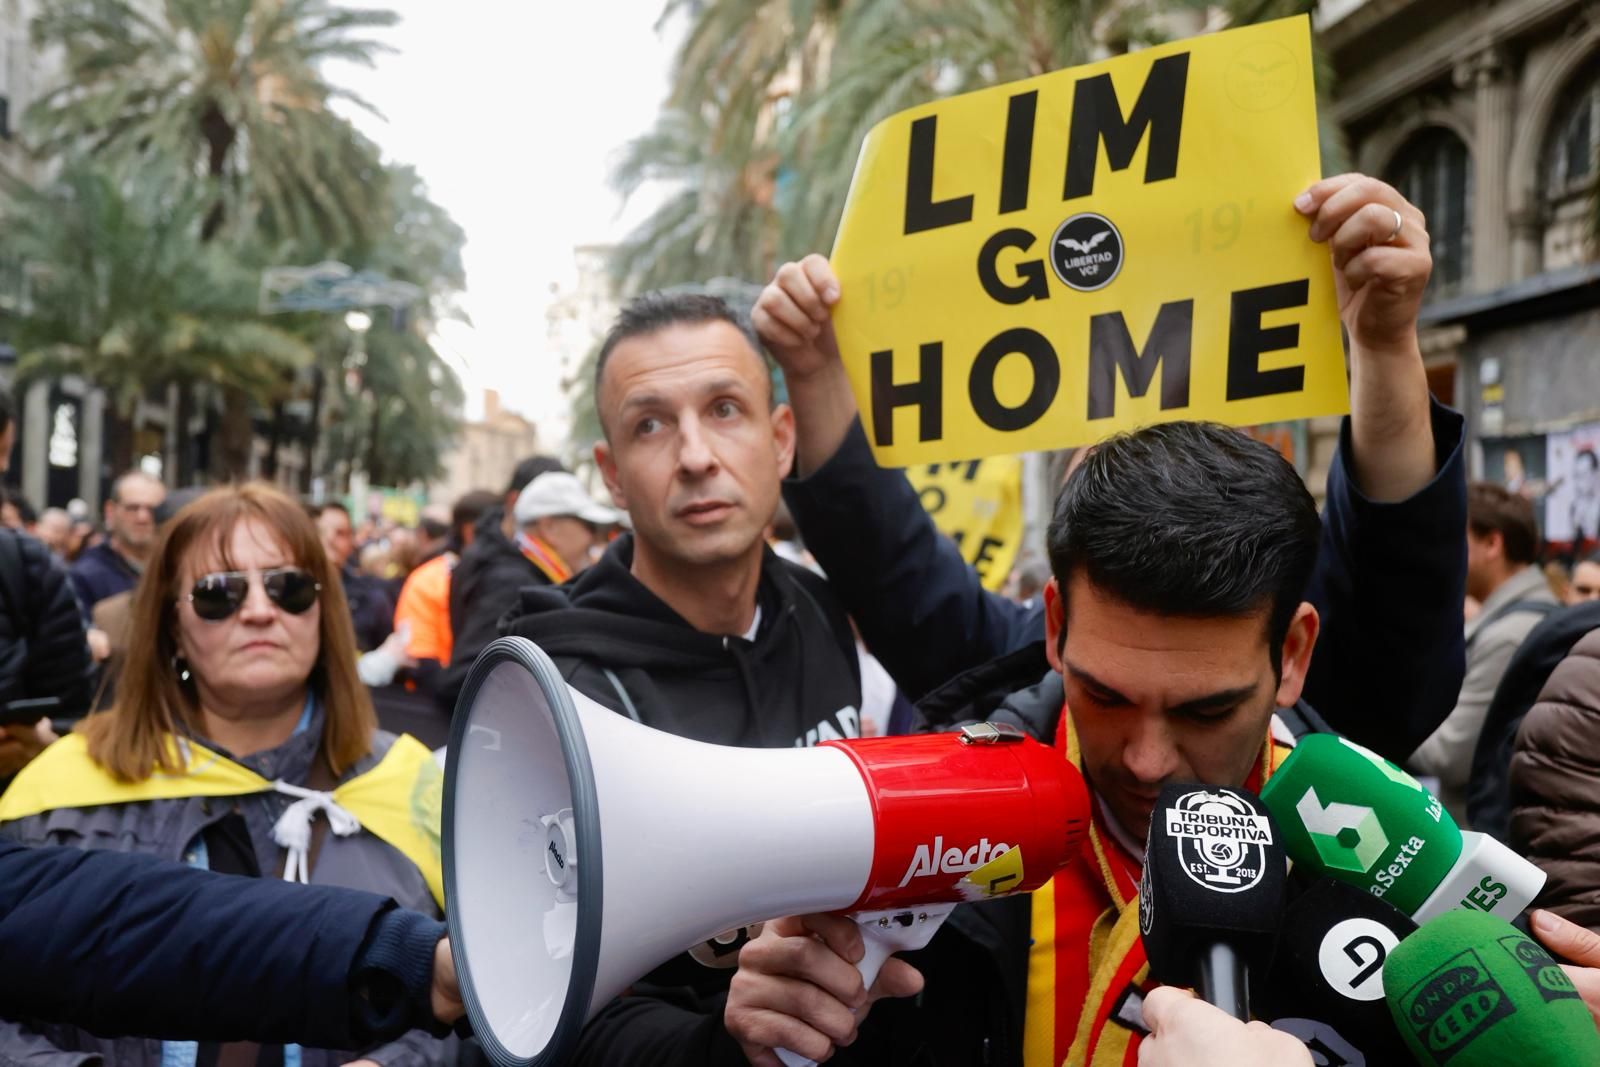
[1325,0,1600,544]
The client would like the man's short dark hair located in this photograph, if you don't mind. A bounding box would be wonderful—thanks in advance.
[507,456,566,497]
[1046,422,1321,670]
[1468,481,1539,565]
[593,292,769,433]
[451,489,500,538]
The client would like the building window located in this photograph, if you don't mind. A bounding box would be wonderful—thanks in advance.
[1387,127,1473,297]
[1545,62,1600,196]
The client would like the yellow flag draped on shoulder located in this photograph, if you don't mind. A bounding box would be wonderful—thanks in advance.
[0,732,444,907]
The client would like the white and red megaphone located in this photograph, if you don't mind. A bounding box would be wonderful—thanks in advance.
[444,637,1089,1066]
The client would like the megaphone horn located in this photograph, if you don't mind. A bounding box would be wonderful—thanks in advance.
[444,637,1089,1066]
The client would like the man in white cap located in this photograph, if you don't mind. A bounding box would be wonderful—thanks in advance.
[512,471,623,584]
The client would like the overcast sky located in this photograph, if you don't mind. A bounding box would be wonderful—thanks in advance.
[332,1,678,442]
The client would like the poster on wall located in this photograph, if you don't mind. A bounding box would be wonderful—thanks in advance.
[1545,423,1600,544]
[1484,436,1552,535]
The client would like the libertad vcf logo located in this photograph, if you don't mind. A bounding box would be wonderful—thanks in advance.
[1166,789,1273,894]
[1050,212,1124,292]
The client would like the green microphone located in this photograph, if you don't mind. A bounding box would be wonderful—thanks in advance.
[1262,734,1461,915]
[1384,909,1600,1065]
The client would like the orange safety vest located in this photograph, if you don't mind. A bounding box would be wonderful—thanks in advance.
[394,552,456,664]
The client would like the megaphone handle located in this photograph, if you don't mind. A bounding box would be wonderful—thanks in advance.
[774,902,957,1067]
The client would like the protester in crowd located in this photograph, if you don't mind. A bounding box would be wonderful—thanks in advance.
[1547,559,1574,602]
[63,516,95,562]
[512,471,620,578]
[1005,557,1050,607]
[68,469,165,618]
[394,489,498,695]
[692,174,1462,1065]
[0,383,94,784]
[314,501,394,652]
[1569,551,1600,602]
[416,506,450,560]
[480,293,916,1065]
[1508,620,1600,927]
[723,420,1323,1066]
[0,490,33,531]
[1411,482,1557,823]
[34,507,72,561]
[759,180,1465,769]
[0,838,463,1047]
[0,483,454,1065]
[435,454,565,712]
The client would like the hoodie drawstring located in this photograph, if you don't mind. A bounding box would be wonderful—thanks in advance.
[269,780,361,885]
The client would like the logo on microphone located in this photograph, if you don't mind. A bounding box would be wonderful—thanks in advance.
[1397,948,1513,1056]
[1318,917,1399,1002]
[1165,789,1274,894]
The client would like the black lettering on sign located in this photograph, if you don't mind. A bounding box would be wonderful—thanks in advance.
[871,344,944,446]
[1000,91,1038,214]
[950,530,967,550]
[1064,53,1191,200]
[1227,280,1309,401]
[904,116,975,235]
[1086,300,1193,420]
[978,228,1050,305]
[969,329,1060,432]
[918,485,947,514]
[972,536,1005,579]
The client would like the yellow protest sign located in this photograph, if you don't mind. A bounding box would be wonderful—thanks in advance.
[830,16,1348,466]
[904,456,1023,591]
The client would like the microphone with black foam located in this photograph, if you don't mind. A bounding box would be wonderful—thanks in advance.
[1258,877,1417,1066]
[1139,782,1288,1020]
[1259,734,1544,924]
[1383,908,1600,1065]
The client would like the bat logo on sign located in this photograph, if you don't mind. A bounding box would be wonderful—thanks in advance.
[1049,212,1124,292]
[1058,231,1112,255]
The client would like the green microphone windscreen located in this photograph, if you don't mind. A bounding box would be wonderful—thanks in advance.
[1384,909,1600,1065]
[1261,734,1462,915]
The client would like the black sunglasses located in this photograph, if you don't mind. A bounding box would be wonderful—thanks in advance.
[185,567,322,621]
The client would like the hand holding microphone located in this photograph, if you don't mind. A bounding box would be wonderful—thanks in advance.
[1138,987,1311,1067]
[1531,909,1600,1029]
[1384,909,1600,1065]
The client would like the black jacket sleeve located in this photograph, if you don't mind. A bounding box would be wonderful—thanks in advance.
[0,840,427,1047]
[1303,399,1468,761]
[19,536,95,718]
[784,407,1468,762]
[781,420,1041,701]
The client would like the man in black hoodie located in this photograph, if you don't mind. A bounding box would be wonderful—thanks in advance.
[498,292,881,1063]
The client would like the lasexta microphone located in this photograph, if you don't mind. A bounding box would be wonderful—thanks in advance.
[1139,783,1288,1020]
[1260,734,1543,922]
[1384,909,1600,1065]
[1259,877,1417,1066]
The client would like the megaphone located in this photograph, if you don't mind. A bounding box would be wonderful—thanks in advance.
[444,637,1091,1066]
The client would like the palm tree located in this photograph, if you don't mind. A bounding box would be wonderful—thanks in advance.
[3,162,311,475]
[26,0,397,479]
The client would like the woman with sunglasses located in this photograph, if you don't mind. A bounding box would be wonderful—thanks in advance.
[0,483,455,1067]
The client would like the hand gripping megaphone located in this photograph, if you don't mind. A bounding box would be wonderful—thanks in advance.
[444,637,1090,1066]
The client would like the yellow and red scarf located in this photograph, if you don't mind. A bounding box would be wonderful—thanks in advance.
[516,531,571,584]
[1024,705,1290,1067]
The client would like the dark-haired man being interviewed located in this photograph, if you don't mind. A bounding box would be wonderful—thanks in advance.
[710,173,1468,1067]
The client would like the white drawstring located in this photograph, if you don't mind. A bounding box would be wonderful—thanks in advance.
[270,780,361,885]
